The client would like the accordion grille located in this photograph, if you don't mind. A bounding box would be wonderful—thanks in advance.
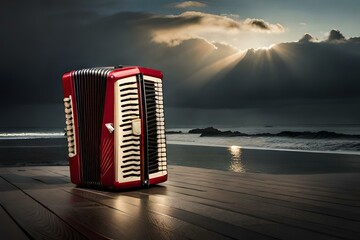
[117,78,141,179]
[144,77,167,174]
[73,67,113,186]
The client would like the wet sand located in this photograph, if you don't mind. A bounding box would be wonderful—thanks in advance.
[167,144,360,174]
[0,138,68,166]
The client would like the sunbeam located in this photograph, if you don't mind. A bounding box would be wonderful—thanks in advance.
[186,50,247,87]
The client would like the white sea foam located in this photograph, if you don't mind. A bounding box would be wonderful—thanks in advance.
[0,132,65,139]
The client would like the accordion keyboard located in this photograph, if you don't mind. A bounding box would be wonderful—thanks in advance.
[115,77,141,181]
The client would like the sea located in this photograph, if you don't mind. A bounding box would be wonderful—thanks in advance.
[1,125,360,174]
[166,125,360,155]
[1,125,360,154]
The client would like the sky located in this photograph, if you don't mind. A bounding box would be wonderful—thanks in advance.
[1,0,360,128]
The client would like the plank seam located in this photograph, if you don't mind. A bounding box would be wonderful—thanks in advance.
[0,204,34,240]
[0,176,89,240]
[134,190,356,240]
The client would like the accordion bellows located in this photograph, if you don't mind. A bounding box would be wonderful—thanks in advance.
[62,66,167,189]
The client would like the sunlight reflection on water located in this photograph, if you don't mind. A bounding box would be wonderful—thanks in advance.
[228,146,246,173]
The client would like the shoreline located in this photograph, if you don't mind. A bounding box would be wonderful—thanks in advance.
[1,138,360,175]
[1,136,360,156]
[167,141,360,156]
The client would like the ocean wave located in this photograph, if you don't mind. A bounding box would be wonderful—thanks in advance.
[0,132,65,140]
[167,130,360,154]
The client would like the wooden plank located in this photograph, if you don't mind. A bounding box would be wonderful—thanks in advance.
[169,170,360,200]
[167,171,360,205]
[0,173,190,240]
[169,171,360,198]
[170,166,360,192]
[68,188,252,240]
[167,184,359,236]
[156,182,360,238]
[166,174,360,218]
[168,170,360,207]
[8,171,233,240]
[0,176,86,240]
[237,173,360,196]
[166,179,360,222]
[1,167,288,239]
[6,167,273,240]
[122,190,342,240]
[2,165,360,240]
[45,165,360,201]
[6,167,72,186]
[71,188,277,240]
[169,165,360,187]
[167,171,360,217]
[20,165,360,221]
[0,205,29,240]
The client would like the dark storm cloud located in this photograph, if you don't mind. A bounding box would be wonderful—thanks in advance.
[174,34,360,108]
[147,11,284,46]
[248,19,268,29]
[298,33,316,43]
[0,4,196,104]
[349,37,360,43]
[327,29,346,42]
[243,18,284,32]
[0,4,284,107]
[6,0,124,13]
[1,1,360,128]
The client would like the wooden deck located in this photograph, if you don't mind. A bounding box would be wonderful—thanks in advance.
[0,166,359,240]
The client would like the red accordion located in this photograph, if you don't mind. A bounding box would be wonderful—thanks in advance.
[62,66,167,189]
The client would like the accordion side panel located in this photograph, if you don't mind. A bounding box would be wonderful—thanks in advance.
[62,71,81,185]
[114,76,142,186]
